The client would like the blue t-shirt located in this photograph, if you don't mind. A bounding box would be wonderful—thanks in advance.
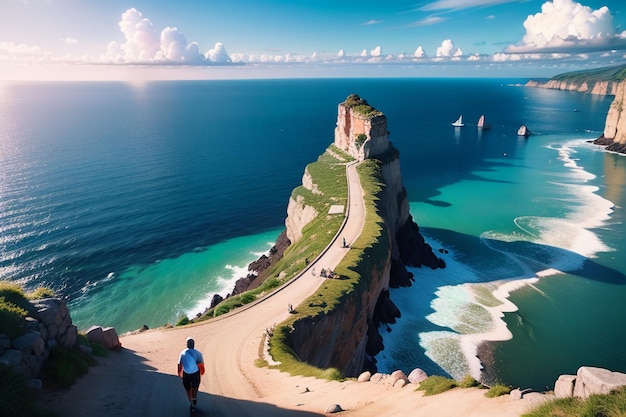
[178,348,204,374]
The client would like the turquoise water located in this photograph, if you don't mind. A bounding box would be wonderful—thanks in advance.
[0,79,622,390]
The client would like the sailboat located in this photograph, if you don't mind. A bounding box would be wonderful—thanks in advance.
[451,115,464,127]
[477,115,491,130]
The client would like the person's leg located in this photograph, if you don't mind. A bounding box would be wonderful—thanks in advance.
[191,372,200,405]
[182,374,194,402]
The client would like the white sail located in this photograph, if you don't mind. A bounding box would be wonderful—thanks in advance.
[477,115,484,128]
[451,115,464,127]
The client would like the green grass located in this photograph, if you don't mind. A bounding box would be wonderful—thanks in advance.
[40,344,96,389]
[485,384,512,398]
[194,148,352,320]
[0,281,59,339]
[266,157,390,379]
[417,375,458,396]
[523,386,626,417]
[551,64,626,84]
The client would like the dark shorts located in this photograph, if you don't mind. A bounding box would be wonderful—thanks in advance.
[182,370,201,391]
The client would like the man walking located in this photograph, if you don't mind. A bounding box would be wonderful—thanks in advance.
[177,337,205,412]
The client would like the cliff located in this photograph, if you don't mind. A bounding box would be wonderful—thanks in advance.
[525,63,626,96]
[594,79,626,153]
[280,95,443,377]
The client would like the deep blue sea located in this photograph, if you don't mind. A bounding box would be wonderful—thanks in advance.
[1,79,623,390]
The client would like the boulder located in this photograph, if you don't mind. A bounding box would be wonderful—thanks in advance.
[389,370,408,385]
[325,404,343,413]
[408,368,428,384]
[0,334,11,352]
[86,326,121,350]
[357,371,371,382]
[0,349,23,368]
[554,374,576,398]
[573,367,626,399]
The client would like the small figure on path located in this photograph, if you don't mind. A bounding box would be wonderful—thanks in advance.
[342,237,348,248]
[178,337,205,412]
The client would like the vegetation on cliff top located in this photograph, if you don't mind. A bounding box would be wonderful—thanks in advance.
[268,157,390,379]
[548,63,626,84]
[0,281,56,339]
[197,145,352,319]
[344,94,383,118]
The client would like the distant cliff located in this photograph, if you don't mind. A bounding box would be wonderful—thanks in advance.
[526,64,626,96]
[526,64,626,154]
[280,95,444,376]
[594,79,626,154]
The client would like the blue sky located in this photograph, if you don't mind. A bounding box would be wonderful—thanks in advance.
[1,0,625,80]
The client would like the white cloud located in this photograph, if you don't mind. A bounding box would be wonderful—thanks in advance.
[103,8,231,65]
[436,39,462,57]
[0,42,48,61]
[62,38,79,45]
[205,42,231,63]
[413,46,426,58]
[412,16,445,26]
[506,0,626,53]
[362,20,382,26]
[370,46,382,57]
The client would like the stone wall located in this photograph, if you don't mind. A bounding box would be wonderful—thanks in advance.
[0,298,78,380]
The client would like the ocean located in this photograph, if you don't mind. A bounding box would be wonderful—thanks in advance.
[0,78,623,391]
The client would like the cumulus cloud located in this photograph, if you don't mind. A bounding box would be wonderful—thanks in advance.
[506,0,626,53]
[436,39,463,57]
[103,8,231,65]
[370,46,382,57]
[205,42,231,63]
[413,46,426,58]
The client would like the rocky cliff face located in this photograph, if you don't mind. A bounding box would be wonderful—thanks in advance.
[525,79,617,96]
[594,80,626,154]
[284,95,443,376]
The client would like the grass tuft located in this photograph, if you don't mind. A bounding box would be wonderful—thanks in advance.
[417,375,458,396]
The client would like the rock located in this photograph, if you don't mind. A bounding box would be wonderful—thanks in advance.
[0,349,23,368]
[573,366,626,399]
[510,388,523,400]
[0,334,11,352]
[390,370,408,385]
[325,404,343,413]
[12,332,42,356]
[101,327,121,350]
[27,379,43,391]
[393,379,408,388]
[86,326,121,350]
[595,80,626,154]
[86,326,105,346]
[357,371,371,382]
[408,368,428,384]
[370,373,385,384]
[554,374,576,398]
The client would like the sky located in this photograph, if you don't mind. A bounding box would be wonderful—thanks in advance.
[1,0,625,81]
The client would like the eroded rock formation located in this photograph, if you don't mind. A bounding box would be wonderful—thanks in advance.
[594,80,626,154]
[283,95,444,376]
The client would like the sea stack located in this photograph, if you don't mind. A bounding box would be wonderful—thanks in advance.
[282,95,443,377]
[595,79,626,154]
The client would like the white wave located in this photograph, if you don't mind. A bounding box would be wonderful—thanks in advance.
[390,139,616,383]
